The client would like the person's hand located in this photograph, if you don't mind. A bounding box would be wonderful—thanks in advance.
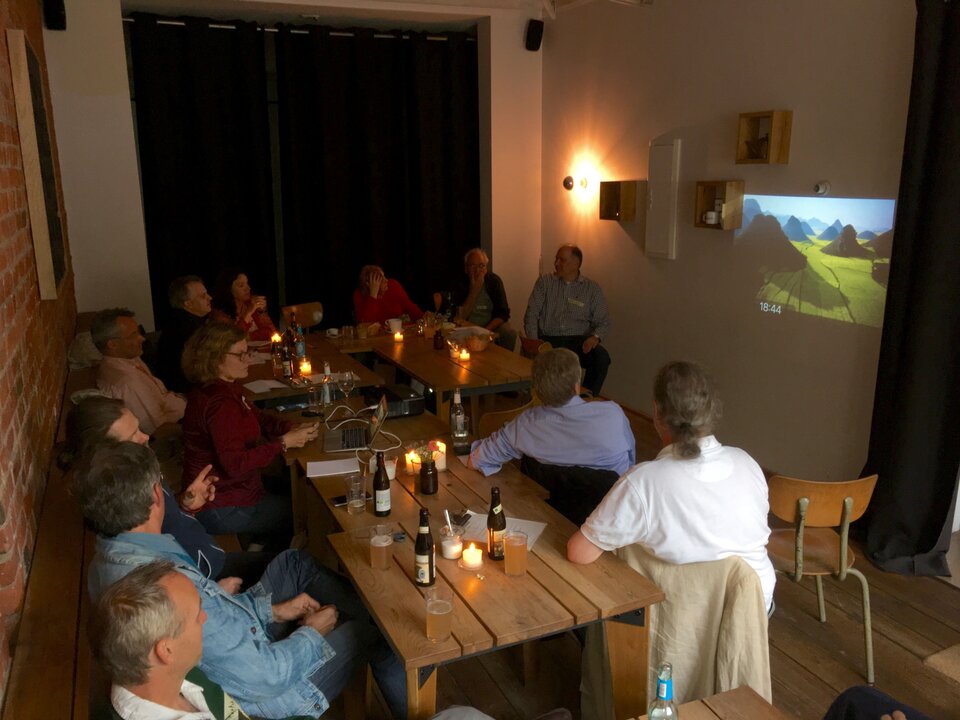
[881,712,907,720]
[582,335,600,353]
[468,265,484,293]
[217,577,242,595]
[301,605,339,636]
[180,464,216,512]
[368,270,386,298]
[282,423,320,450]
[252,295,267,313]
[273,593,321,622]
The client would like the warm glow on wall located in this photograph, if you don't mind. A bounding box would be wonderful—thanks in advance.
[563,152,603,214]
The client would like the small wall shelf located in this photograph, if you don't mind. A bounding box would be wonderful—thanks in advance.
[695,180,744,230]
[736,110,792,164]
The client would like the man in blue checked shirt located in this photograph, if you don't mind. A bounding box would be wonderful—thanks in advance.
[523,244,612,396]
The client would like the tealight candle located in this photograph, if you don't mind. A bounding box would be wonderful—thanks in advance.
[405,450,421,476]
[270,332,282,344]
[459,349,470,361]
[394,331,403,342]
[459,543,483,570]
[299,359,312,376]
[432,441,447,472]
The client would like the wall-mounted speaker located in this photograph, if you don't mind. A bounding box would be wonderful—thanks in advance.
[525,20,544,52]
[43,0,67,31]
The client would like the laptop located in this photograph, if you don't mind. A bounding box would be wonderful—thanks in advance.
[321,395,388,452]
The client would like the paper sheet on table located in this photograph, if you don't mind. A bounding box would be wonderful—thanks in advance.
[306,459,360,477]
[459,510,545,550]
[243,379,287,393]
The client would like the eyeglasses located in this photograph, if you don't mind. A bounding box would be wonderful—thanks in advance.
[466,263,487,270]
[225,350,253,360]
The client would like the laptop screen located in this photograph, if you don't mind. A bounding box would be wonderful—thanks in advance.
[365,395,389,444]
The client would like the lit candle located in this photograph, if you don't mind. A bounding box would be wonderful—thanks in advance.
[405,450,421,476]
[299,358,312,376]
[394,331,403,342]
[432,440,447,471]
[459,348,470,361]
[460,543,483,569]
[270,332,282,344]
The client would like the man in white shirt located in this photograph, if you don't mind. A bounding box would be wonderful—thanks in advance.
[567,361,776,611]
[93,308,186,434]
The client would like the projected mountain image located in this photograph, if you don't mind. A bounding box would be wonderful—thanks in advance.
[735,194,896,327]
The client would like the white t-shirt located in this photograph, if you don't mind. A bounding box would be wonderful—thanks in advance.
[581,435,776,609]
[111,680,215,720]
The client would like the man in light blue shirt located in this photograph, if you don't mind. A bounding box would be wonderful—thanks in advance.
[469,348,635,476]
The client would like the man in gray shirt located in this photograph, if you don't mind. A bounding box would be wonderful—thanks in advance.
[523,244,611,396]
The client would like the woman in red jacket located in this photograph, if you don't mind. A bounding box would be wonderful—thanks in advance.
[353,264,423,324]
[181,321,318,547]
[211,268,278,341]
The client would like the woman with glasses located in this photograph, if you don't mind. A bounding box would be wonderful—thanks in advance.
[181,322,319,547]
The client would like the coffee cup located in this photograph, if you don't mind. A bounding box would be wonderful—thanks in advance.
[387,318,403,333]
[703,211,720,225]
[326,328,340,338]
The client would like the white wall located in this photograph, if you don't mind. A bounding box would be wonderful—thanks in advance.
[540,0,915,478]
[43,0,155,328]
[43,0,541,331]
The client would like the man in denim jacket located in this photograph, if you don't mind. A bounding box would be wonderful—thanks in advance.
[76,442,406,720]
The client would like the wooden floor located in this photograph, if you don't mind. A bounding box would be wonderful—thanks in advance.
[323,397,960,720]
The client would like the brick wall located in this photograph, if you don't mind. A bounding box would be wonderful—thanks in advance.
[0,0,76,703]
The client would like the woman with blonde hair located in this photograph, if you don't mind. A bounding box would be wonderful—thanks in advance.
[181,321,319,546]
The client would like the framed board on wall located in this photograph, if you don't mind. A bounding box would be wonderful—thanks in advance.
[7,29,66,300]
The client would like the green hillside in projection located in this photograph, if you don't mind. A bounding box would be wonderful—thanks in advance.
[757,235,889,327]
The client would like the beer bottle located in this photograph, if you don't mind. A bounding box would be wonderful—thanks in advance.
[487,486,506,560]
[373,451,391,517]
[414,508,436,586]
[292,313,306,359]
[647,661,679,719]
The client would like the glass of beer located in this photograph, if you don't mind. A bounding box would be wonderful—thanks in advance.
[425,585,453,643]
[504,530,528,577]
[370,525,393,570]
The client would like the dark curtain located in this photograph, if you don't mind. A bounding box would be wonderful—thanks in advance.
[275,26,480,326]
[129,14,277,330]
[858,0,960,575]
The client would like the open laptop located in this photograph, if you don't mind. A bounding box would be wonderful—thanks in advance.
[321,395,388,452]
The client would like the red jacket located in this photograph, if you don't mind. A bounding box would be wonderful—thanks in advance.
[353,279,423,324]
[182,380,292,508]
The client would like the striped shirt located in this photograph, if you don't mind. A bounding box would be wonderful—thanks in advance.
[523,273,611,340]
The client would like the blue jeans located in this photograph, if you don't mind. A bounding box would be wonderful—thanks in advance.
[197,492,292,550]
[253,550,407,720]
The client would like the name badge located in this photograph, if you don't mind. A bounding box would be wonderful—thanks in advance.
[567,297,584,307]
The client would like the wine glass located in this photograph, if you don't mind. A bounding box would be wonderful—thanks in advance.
[337,371,356,401]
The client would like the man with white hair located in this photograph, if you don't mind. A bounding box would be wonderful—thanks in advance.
[452,248,517,350]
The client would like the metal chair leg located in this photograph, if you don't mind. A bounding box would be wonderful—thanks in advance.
[815,575,826,622]
[846,568,874,685]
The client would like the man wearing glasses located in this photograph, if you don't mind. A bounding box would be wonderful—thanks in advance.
[93,307,186,434]
[452,248,517,351]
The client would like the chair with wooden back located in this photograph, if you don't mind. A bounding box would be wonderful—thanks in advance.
[477,395,539,439]
[519,336,552,359]
[281,301,323,332]
[767,473,879,684]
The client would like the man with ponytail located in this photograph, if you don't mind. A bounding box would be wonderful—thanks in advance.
[567,361,775,611]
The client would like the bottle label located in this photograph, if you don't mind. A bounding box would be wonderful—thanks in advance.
[295,340,306,358]
[492,504,502,515]
[488,528,505,558]
[657,678,672,700]
[415,554,431,583]
[375,489,391,512]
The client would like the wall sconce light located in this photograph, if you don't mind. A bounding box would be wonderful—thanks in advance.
[563,175,590,191]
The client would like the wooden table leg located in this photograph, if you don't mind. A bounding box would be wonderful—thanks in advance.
[606,616,649,719]
[406,667,438,720]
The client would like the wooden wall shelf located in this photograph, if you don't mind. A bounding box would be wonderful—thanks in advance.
[736,110,792,164]
[695,180,744,230]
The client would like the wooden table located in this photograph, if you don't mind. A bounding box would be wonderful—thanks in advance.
[325,333,532,419]
[634,685,790,719]
[294,409,663,720]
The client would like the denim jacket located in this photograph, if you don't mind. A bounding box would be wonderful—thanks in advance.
[88,532,336,718]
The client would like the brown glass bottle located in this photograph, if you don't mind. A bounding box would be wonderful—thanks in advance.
[487,486,505,560]
[373,451,391,517]
[414,508,436,586]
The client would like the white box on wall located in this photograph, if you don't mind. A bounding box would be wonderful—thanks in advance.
[645,138,681,260]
